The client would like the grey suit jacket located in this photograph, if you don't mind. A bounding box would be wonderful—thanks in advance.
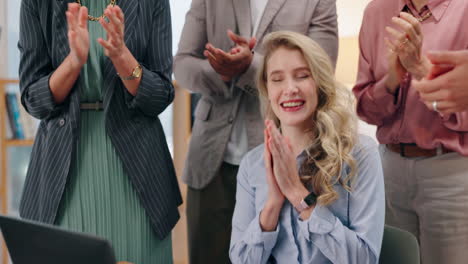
[18,0,182,239]
[174,0,338,189]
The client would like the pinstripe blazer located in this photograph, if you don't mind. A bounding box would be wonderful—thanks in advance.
[17,0,182,239]
[174,0,338,189]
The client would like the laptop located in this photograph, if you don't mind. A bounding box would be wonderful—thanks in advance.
[0,215,116,264]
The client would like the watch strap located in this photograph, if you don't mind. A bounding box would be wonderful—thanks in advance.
[295,192,317,213]
[119,64,142,81]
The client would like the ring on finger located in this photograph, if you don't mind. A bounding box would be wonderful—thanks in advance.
[432,101,439,112]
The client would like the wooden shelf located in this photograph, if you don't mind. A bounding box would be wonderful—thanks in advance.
[5,139,34,147]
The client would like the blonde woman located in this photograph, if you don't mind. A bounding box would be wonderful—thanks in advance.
[229,31,385,264]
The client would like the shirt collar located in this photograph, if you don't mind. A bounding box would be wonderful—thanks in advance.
[398,0,451,22]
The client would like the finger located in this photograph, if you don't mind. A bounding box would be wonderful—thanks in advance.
[109,7,123,31]
[99,17,113,37]
[268,138,280,160]
[104,9,121,34]
[97,37,113,50]
[68,3,80,17]
[68,31,77,52]
[264,130,272,169]
[204,50,218,63]
[419,89,449,104]
[113,5,125,23]
[66,11,75,32]
[212,48,233,64]
[422,99,456,113]
[205,44,229,63]
[283,136,294,153]
[385,26,405,43]
[412,78,439,94]
[204,51,228,74]
[427,64,454,80]
[78,6,88,29]
[427,50,464,66]
[399,12,422,36]
[69,3,80,28]
[66,5,78,31]
[229,47,240,55]
[227,30,249,45]
[249,37,257,50]
[267,123,279,156]
[391,16,418,43]
[269,125,284,156]
[384,37,397,53]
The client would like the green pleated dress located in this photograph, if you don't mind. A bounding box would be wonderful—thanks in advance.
[55,1,173,263]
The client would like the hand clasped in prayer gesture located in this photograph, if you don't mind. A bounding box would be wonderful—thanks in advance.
[264,127,285,207]
[66,3,90,70]
[265,120,308,206]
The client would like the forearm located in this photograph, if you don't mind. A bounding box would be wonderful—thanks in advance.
[111,46,141,96]
[49,55,82,104]
[259,201,282,231]
[384,71,403,95]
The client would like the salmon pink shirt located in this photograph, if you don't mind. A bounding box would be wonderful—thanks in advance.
[353,0,468,155]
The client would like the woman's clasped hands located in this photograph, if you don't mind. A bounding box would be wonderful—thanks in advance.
[261,120,312,230]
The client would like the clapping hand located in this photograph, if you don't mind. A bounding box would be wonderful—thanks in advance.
[98,5,127,60]
[204,30,256,81]
[66,3,90,70]
[414,50,468,114]
[385,12,431,80]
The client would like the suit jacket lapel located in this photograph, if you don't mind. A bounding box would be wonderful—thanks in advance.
[255,0,287,40]
[103,0,140,111]
[232,0,252,38]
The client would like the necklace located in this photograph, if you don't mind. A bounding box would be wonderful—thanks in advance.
[414,11,432,22]
[76,0,117,21]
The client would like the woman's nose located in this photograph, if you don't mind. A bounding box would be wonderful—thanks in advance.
[284,79,299,94]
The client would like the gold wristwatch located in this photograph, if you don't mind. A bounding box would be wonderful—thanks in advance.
[119,64,142,81]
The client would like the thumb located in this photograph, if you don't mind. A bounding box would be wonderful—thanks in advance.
[249,37,257,50]
[227,29,248,45]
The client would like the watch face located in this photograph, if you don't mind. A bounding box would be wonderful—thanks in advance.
[133,66,142,78]
[304,192,317,206]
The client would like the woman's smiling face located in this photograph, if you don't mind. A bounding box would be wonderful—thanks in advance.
[266,47,318,130]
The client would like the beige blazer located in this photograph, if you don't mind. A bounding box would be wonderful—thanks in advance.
[174,0,338,189]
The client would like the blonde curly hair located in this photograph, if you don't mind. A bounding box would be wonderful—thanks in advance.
[257,31,358,205]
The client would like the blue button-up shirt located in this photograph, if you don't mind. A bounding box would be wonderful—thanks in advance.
[230,135,385,263]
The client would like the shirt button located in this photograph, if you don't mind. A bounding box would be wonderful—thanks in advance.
[59,118,66,127]
[228,116,234,124]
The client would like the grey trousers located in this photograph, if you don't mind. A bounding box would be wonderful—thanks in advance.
[186,162,238,264]
[380,145,468,264]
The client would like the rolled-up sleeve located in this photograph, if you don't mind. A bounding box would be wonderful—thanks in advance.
[296,138,385,264]
[19,0,63,120]
[352,8,405,126]
[173,0,230,97]
[125,0,174,117]
[230,157,279,264]
[440,112,468,132]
